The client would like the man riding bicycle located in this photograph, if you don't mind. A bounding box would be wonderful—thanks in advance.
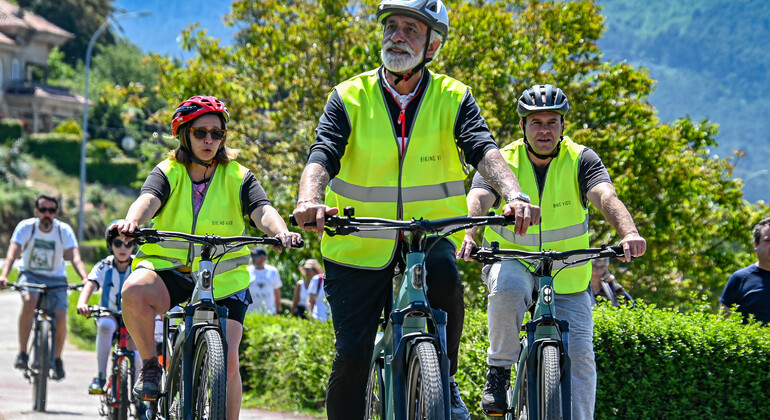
[76,220,141,395]
[117,95,302,420]
[0,194,89,381]
[458,84,646,419]
[291,1,539,418]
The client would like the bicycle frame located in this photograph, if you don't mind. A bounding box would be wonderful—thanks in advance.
[375,233,451,420]
[472,244,625,420]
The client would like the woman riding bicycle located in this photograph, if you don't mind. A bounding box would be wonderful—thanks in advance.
[117,95,301,420]
[76,219,140,395]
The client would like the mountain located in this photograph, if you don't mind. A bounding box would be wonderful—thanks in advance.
[114,0,768,203]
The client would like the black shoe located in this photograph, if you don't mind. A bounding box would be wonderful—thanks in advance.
[133,358,163,401]
[14,352,28,370]
[50,358,65,380]
[480,366,511,415]
[88,375,106,394]
[450,380,470,420]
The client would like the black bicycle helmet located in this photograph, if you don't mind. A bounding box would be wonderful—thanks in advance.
[516,84,570,119]
[377,0,449,39]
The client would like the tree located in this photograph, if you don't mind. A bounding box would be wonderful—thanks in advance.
[150,0,767,308]
[18,0,115,66]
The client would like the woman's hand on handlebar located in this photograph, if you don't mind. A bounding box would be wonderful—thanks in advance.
[456,233,478,261]
[292,201,338,238]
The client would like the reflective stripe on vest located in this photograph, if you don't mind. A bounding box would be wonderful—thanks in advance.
[132,159,251,299]
[322,69,469,269]
[483,137,591,294]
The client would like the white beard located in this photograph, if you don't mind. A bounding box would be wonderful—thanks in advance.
[381,40,423,74]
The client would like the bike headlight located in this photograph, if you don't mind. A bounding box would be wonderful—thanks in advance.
[543,285,553,305]
[412,263,425,289]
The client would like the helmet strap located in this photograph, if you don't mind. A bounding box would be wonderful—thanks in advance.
[523,135,564,160]
[180,145,216,169]
[391,28,433,86]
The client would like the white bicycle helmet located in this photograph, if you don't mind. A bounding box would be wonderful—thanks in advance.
[377,0,449,39]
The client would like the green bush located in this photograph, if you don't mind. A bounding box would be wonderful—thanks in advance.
[86,157,140,186]
[26,132,81,175]
[0,119,24,145]
[52,118,82,136]
[235,304,770,419]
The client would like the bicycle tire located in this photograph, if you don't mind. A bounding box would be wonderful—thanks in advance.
[192,329,227,419]
[32,319,51,412]
[406,341,444,419]
[540,345,562,420]
[365,358,385,419]
[163,342,183,420]
[114,356,130,420]
[515,357,529,420]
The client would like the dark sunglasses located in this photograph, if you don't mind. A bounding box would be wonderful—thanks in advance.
[37,207,57,214]
[192,127,227,141]
[112,238,135,249]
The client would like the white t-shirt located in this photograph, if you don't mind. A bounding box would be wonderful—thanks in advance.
[246,264,282,314]
[307,274,330,322]
[87,255,132,311]
[11,218,78,278]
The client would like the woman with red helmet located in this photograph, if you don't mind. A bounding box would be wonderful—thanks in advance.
[116,95,302,419]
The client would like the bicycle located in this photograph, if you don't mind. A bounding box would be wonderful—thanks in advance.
[291,207,515,420]
[8,281,83,412]
[470,243,627,420]
[126,229,298,420]
[87,305,143,419]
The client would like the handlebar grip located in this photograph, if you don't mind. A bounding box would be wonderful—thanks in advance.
[289,214,317,227]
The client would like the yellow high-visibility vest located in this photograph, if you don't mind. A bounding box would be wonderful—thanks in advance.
[322,69,470,269]
[484,136,591,294]
[133,158,251,298]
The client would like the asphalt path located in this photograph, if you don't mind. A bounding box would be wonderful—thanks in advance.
[0,271,317,420]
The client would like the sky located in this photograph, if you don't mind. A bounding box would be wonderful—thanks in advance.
[112,0,235,60]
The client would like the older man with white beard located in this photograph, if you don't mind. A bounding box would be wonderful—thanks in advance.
[291,1,540,419]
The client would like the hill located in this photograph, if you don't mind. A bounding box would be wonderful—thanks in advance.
[597,0,769,202]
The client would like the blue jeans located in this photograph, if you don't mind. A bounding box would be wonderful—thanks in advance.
[483,260,596,420]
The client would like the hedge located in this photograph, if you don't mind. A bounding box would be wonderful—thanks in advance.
[238,303,770,419]
[24,133,139,186]
[0,118,24,145]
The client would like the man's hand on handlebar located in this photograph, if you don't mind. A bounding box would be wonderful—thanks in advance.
[292,201,338,238]
[456,233,478,261]
[502,201,541,237]
[275,231,304,250]
[618,232,646,262]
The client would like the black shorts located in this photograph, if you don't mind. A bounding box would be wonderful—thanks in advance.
[154,269,249,325]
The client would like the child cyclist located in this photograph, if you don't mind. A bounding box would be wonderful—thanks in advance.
[76,220,141,394]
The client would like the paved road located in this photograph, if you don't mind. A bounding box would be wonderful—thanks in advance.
[0,286,317,420]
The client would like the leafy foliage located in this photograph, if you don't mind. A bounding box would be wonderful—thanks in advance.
[149,0,767,309]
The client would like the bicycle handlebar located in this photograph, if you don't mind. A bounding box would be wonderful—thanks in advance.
[290,208,515,237]
[8,282,83,292]
[470,244,626,265]
[86,305,121,318]
[125,228,303,249]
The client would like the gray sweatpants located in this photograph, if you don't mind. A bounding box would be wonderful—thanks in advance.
[483,260,596,420]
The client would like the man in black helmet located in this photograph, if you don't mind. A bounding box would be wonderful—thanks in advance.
[292,1,540,419]
[458,84,646,419]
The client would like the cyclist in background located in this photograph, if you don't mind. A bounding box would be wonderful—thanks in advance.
[291,1,539,418]
[0,194,89,381]
[459,84,646,419]
[76,220,141,394]
[117,95,302,420]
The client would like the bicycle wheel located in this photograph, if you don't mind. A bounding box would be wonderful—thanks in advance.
[365,358,385,419]
[192,329,227,419]
[113,356,130,420]
[163,345,183,420]
[32,319,51,412]
[540,345,562,420]
[514,358,529,420]
[406,341,444,419]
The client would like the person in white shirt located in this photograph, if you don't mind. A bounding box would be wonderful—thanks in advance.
[246,247,282,315]
[0,195,89,381]
[305,259,330,322]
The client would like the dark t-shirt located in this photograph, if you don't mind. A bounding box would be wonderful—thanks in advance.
[720,265,770,323]
[141,164,271,218]
[307,67,498,178]
[470,146,612,207]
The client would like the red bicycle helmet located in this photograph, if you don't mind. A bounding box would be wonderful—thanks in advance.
[171,95,230,136]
